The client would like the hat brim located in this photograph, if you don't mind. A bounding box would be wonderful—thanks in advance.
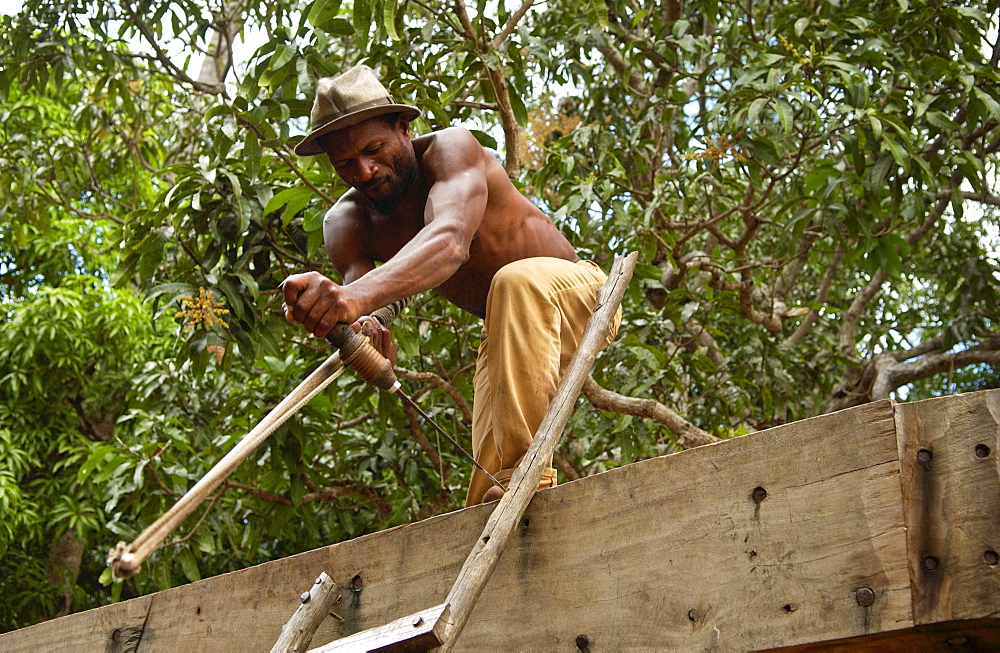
[293,104,421,156]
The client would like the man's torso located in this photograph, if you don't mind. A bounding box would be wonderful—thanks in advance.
[349,128,578,317]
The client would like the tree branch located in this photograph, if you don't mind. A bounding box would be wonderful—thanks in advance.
[401,400,446,478]
[783,246,844,348]
[120,0,226,96]
[395,367,473,422]
[582,377,719,448]
[871,337,1000,400]
[490,0,535,50]
[960,190,1000,208]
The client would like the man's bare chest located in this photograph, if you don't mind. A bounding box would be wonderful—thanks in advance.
[365,214,423,262]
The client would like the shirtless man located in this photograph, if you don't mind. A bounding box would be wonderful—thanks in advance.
[281,65,618,505]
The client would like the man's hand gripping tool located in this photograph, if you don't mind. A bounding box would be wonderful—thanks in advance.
[326,317,506,493]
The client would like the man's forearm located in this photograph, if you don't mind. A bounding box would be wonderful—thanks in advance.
[346,229,468,314]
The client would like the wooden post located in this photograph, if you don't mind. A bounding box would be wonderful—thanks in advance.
[435,251,637,650]
[894,392,1000,624]
[272,572,340,653]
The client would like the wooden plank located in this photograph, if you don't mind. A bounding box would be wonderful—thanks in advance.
[894,389,1000,625]
[766,617,1000,651]
[0,396,918,651]
[309,603,448,652]
[0,594,152,652]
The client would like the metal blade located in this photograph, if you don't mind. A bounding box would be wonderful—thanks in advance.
[395,389,507,492]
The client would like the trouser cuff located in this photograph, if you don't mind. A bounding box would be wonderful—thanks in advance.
[495,466,558,491]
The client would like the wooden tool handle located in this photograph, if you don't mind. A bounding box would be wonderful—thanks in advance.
[325,296,412,348]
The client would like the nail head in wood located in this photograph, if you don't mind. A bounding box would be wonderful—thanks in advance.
[923,555,939,571]
[855,587,875,607]
[752,487,767,503]
[575,634,589,650]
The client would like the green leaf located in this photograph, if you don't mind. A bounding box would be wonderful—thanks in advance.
[747,97,769,126]
[881,136,909,171]
[307,0,344,28]
[775,99,792,135]
[868,115,882,140]
[353,0,373,37]
[178,548,201,583]
[383,0,400,41]
[468,129,497,150]
[507,86,528,127]
[271,44,296,71]
[245,131,261,180]
[264,186,312,216]
[972,88,1000,122]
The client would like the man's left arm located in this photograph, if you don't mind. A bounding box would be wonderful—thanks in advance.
[339,128,489,313]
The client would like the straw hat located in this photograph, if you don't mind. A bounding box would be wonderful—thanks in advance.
[294,65,420,156]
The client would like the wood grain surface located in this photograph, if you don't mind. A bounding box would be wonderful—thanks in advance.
[2,391,996,651]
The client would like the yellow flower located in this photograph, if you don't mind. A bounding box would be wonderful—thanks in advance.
[684,134,747,166]
[175,287,230,332]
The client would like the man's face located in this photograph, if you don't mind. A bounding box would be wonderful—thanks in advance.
[320,117,418,214]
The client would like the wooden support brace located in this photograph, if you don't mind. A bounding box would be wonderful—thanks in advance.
[309,603,449,653]
[310,252,637,652]
[436,251,637,649]
[272,572,341,653]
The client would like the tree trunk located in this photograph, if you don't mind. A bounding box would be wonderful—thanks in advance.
[45,530,84,619]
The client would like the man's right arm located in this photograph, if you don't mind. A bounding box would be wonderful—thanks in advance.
[280,194,376,338]
[324,193,376,284]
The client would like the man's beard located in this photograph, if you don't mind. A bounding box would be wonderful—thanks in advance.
[363,151,418,214]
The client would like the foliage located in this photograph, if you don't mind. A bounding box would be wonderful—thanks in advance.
[1,0,998,632]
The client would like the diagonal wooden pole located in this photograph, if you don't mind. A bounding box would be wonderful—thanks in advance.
[434,251,637,650]
[108,352,346,579]
[309,253,637,653]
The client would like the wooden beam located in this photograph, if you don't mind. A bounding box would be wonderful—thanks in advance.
[0,398,903,650]
[894,391,1000,624]
[272,571,340,652]
[309,603,448,652]
[0,594,152,652]
[2,391,997,651]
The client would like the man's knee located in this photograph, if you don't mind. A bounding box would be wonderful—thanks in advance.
[490,259,549,298]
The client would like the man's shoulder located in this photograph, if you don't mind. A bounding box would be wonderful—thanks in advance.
[324,189,371,229]
[416,126,483,155]
[416,126,489,174]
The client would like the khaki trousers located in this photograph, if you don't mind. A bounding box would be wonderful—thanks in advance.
[464,257,620,506]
